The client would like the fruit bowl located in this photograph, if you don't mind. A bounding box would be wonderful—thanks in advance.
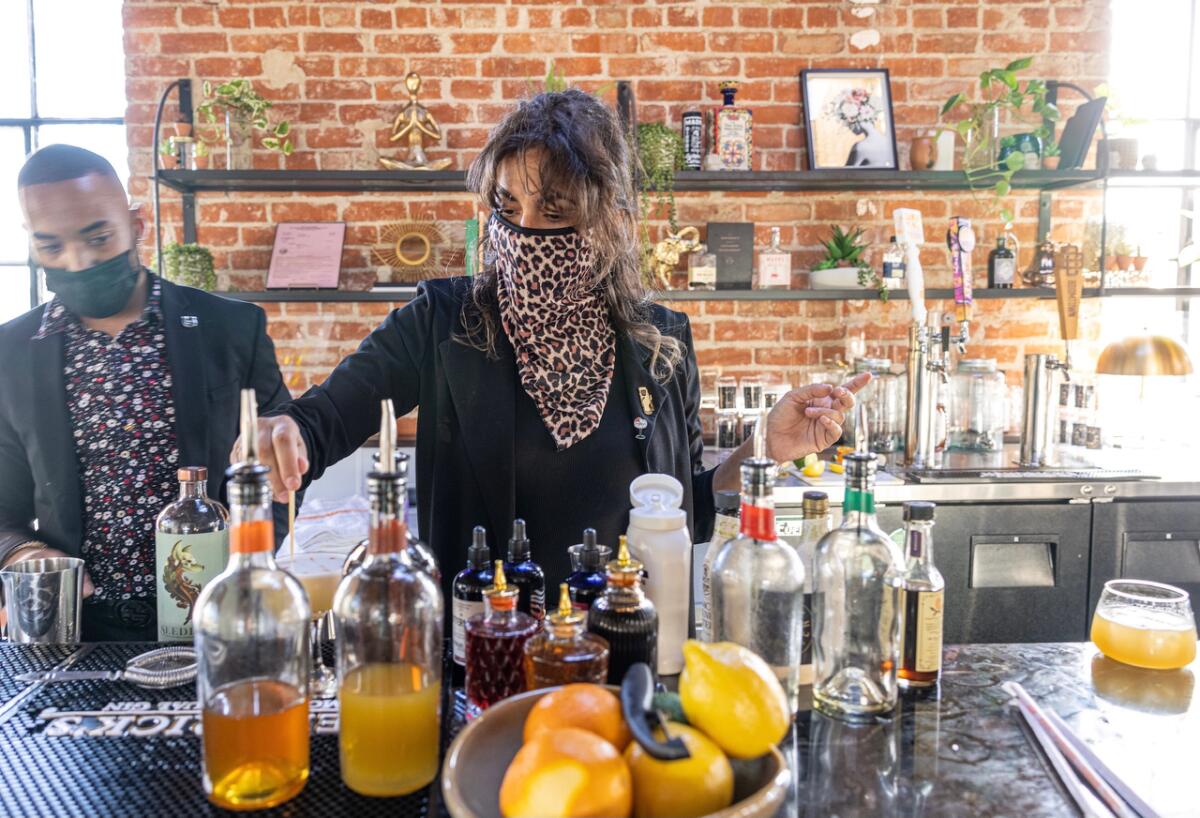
[442,686,791,818]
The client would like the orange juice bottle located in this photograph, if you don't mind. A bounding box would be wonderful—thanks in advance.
[333,400,444,796]
[193,391,312,810]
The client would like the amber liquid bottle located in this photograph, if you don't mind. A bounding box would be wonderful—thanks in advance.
[898,502,945,689]
[525,583,610,689]
[586,536,658,685]
[464,561,540,713]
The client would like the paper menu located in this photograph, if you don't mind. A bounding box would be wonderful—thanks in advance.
[267,222,347,289]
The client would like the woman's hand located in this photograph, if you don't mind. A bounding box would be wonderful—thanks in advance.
[230,415,310,503]
[764,373,872,462]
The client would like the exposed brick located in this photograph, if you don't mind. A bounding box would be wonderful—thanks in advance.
[159,33,227,53]
[304,33,364,53]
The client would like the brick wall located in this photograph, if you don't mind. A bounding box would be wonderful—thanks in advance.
[122,0,1112,395]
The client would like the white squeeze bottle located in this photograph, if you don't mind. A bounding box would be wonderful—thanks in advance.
[626,474,691,676]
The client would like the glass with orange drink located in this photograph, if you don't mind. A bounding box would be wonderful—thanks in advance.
[1090,579,1197,670]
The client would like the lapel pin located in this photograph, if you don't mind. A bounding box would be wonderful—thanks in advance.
[638,386,655,415]
[181,315,199,328]
[633,416,648,440]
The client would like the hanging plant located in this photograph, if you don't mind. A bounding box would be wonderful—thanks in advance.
[160,242,217,292]
[941,57,1059,224]
[635,123,684,282]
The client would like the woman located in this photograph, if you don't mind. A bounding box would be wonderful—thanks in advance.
[250,90,867,591]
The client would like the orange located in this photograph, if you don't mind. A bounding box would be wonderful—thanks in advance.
[499,727,632,818]
[625,722,734,818]
[523,684,632,750]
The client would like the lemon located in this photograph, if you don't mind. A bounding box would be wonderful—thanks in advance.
[801,457,826,478]
[679,640,790,759]
[624,722,733,818]
[828,461,845,474]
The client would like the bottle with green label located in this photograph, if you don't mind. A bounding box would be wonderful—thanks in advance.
[155,466,229,642]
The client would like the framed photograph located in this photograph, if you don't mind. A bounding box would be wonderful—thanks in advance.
[267,221,346,289]
[800,69,898,170]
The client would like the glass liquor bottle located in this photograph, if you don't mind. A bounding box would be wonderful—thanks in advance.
[688,243,717,291]
[587,536,658,685]
[525,583,611,689]
[700,489,740,642]
[194,390,310,811]
[504,519,545,620]
[464,560,540,712]
[333,400,443,797]
[987,236,1015,288]
[755,227,791,290]
[796,491,832,686]
[452,526,494,668]
[897,502,944,689]
[713,80,753,171]
[344,451,439,583]
[565,528,610,611]
[881,236,906,285]
[709,437,806,711]
[155,466,228,643]
[812,453,906,720]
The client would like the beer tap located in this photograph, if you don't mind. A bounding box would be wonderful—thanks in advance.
[946,216,975,358]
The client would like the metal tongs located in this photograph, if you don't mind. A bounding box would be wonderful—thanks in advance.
[16,646,197,689]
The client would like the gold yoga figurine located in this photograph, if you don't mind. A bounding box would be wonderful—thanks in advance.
[379,72,452,171]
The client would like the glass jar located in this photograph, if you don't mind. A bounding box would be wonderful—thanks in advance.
[716,411,739,452]
[741,376,764,412]
[948,359,1007,451]
[716,375,738,412]
[845,358,905,453]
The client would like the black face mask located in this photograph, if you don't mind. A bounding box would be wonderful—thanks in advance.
[43,250,140,319]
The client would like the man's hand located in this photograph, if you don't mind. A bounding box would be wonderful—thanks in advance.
[231,415,310,503]
[764,373,872,462]
[1,544,94,597]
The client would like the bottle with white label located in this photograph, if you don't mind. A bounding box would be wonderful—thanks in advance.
[881,236,906,286]
[626,490,691,676]
[688,243,717,291]
[452,526,493,667]
[755,226,792,290]
[897,501,944,689]
[699,490,741,641]
[155,466,228,643]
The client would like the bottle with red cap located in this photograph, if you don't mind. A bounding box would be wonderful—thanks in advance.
[707,420,805,712]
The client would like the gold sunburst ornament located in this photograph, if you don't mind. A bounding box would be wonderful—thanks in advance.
[373,221,447,284]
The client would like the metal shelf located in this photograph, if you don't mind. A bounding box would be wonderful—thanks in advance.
[219,286,1136,304]
[156,168,1104,195]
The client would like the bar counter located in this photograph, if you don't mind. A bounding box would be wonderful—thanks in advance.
[1,641,1196,817]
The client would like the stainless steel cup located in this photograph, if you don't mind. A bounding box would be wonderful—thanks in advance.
[0,557,84,643]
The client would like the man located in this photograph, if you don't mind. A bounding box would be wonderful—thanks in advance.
[0,144,292,641]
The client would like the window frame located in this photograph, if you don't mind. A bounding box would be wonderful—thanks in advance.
[2,0,125,313]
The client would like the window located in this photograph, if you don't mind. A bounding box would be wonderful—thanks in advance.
[0,0,127,324]
[1105,0,1199,344]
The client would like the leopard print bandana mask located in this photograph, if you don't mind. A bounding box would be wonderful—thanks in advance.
[490,214,616,451]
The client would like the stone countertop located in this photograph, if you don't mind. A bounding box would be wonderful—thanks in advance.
[786,642,1199,817]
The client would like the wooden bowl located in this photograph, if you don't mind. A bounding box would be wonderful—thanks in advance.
[442,686,791,818]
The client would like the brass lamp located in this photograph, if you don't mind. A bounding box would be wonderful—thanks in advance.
[1095,336,1194,376]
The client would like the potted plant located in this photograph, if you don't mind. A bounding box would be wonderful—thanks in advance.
[1112,237,1133,271]
[192,138,211,170]
[941,58,1059,223]
[812,225,887,300]
[196,79,292,170]
[1041,138,1061,170]
[1132,245,1149,272]
[636,122,684,283]
[161,242,216,291]
[158,137,177,170]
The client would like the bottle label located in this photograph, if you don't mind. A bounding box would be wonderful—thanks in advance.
[757,254,791,287]
[993,257,1015,286]
[452,597,485,665]
[155,530,229,642]
[689,264,717,286]
[740,503,776,541]
[902,589,944,673]
[530,587,546,621]
[882,259,906,280]
[843,489,875,514]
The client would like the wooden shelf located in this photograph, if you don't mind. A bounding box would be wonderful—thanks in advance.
[157,168,1105,195]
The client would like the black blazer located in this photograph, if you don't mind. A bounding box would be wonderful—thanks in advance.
[275,277,717,597]
[0,276,293,563]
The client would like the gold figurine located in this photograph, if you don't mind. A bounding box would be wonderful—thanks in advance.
[379,72,452,171]
[648,226,700,290]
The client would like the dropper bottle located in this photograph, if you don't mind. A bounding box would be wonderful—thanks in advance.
[451,526,494,668]
[504,519,545,620]
[565,528,611,611]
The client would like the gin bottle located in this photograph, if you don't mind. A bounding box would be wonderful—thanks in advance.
[709,441,805,711]
[796,490,832,685]
[812,453,905,720]
[155,466,228,643]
